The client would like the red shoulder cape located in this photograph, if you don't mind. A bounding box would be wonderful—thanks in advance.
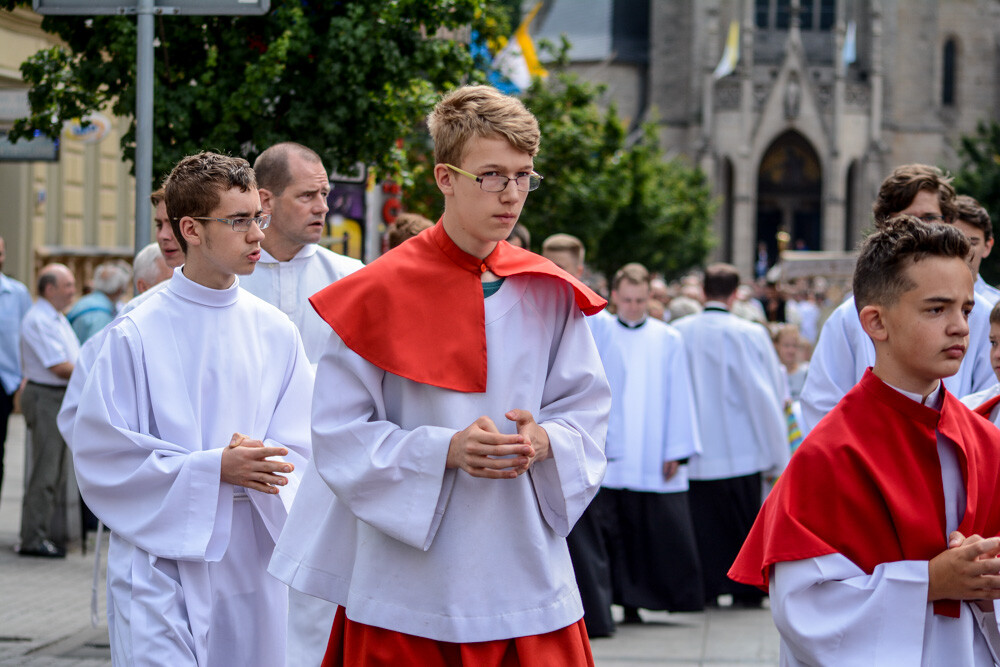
[729,369,1000,618]
[308,222,606,392]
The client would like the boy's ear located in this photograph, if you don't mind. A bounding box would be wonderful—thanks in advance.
[434,164,456,196]
[179,216,203,249]
[259,188,274,214]
[984,237,995,260]
[858,304,889,342]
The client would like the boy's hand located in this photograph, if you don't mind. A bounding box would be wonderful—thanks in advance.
[447,416,533,479]
[662,460,680,481]
[221,432,294,494]
[928,533,1000,602]
[506,409,550,472]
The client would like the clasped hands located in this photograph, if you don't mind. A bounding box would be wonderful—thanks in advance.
[928,531,1000,610]
[446,410,550,479]
[220,432,294,494]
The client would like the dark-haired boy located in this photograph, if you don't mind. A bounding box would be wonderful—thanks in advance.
[955,194,1000,306]
[731,216,1000,664]
[69,152,314,665]
[271,85,610,664]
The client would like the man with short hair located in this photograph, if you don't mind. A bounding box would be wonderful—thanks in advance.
[241,142,364,664]
[800,164,994,432]
[271,85,610,663]
[242,142,364,363]
[0,236,31,507]
[672,263,788,608]
[67,262,131,344]
[19,263,79,558]
[69,152,314,664]
[598,263,703,624]
[152,187,183,269]
[541,233,586,277]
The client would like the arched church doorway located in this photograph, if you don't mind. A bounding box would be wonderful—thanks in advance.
[756,131,822,273]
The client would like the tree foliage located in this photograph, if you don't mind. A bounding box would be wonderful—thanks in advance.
[0,0,509,186]
[954,120,1000,284]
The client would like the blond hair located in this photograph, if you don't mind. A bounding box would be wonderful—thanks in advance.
[427,85,540,166]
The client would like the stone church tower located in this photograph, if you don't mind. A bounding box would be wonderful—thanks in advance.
[533,0,1000,278]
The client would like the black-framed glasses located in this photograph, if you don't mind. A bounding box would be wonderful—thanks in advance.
[185,214,271,232]
[445,164,543,193]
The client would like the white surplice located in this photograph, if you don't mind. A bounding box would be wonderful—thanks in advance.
[598,317,701,493]
[671,305,788,480]
[70,269,313,666]
[239,244,364,363]
[771,385,1000,666]
[800,293,994,433]
[270,274,610,643]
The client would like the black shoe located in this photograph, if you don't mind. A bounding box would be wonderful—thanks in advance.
[621,607,643,624]
[18,540,66,558]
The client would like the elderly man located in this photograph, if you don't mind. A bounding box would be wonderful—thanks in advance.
[0,236,31,507]
[132,242,173,295]
[20,263,79,558]
[66,262,131,344]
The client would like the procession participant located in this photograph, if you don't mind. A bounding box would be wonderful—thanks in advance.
[732,216,1000,665]
[71,152,313,665]
[270,85,611,665]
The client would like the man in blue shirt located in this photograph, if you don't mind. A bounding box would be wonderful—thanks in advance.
[66,262,131,344]
[0,236,31,508]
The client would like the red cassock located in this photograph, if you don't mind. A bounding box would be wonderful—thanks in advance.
[729,369,1000,618]
[310,223,606,664]
[309,221,605,393]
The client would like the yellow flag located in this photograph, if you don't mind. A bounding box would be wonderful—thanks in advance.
[493,2,548,91]
[713,21,740,80]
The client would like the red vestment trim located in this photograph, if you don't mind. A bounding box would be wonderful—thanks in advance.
[974,393,1000,420]
[320,606,595,667]
[729,369,1000,618]
[309,222,606,392]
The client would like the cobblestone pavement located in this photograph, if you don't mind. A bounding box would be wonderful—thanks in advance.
[0,413,779,666]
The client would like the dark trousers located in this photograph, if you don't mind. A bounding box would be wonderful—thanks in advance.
[19,382,68,550]
[688,473,766,604]
[0,386,13,507]
[566,489,616,637]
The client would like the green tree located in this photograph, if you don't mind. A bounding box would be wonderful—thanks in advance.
[0,1,509,185]
[954,120,1000,285]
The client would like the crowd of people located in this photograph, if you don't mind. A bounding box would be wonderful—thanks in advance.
[0,83,999,666]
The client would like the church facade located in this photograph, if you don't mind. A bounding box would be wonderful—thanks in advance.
[532,0,1000,278]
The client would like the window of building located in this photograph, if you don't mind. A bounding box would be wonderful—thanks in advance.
[755,0,834,31]
[942,38,957,107]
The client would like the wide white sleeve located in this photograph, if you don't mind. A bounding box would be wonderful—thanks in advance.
[771,554,930,666]
[57,327,107,449]
[310,334,457,551]
[589,314,625,461]
[663,339,701,463]
[750,327,791,476]
[72,322,231,561]
[528,303,611,538]
[799,306,861,434]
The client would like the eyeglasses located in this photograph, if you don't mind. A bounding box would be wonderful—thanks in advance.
[445,164,543,193]
[185,214,271,232]
[916,213,945,223]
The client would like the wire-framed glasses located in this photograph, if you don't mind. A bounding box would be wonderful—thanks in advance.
[445,164,543,193]
[186,214,271,232]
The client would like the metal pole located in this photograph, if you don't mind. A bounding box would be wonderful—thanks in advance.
[133,0,154,257]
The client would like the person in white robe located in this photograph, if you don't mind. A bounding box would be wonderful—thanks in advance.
[271,86,610,661]
[242,142,364,664]
[598,264,703,622]
[800,166,995,433]
[672,263,788,608]
[67,153,313,666]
